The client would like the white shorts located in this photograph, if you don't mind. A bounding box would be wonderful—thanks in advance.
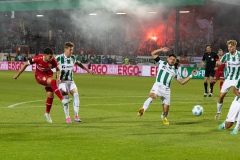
[150,82,170,105]
[220,80,237,93]
[226,100,240,122]
[58,81,77,93]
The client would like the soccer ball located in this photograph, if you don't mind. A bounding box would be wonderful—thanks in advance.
[192,105,203,116]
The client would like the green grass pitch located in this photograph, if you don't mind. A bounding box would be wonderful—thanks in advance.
[1,70,240,160]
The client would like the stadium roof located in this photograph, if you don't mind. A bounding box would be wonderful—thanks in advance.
[0,0,205,11]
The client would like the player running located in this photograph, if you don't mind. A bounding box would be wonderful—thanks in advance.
[138,47,196,125]
[13,47,71,123]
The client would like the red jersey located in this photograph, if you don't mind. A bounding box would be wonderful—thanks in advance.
[216,58,225,72]
[29,54,58,76]
[217,63,225,71]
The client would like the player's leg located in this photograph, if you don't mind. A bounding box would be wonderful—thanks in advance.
[220,79,224,90]
[161,88,170,125]
[46,77,72,105]
[215,80,235,120]
[70,86,81,122]
[44,87,54,123]
[209,76,214,97]
[218,100,239,130]
[138,82,159,117]
[138,92,156,117]
[203,72,209,97]
[230,108,240,135]
[212,71,219,86]
[161,103,170,125]
[208,70,215,97]
[59,82,72,124]
[215,92,227,120]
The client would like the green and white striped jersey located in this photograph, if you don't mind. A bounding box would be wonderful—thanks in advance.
[55,53,77,81]
[234,79,240,102]
[221,50,240,80]
[156,60,181,88]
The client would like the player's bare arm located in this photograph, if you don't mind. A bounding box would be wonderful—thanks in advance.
[76,61,94,74]
[56,66,61,83]
[177,69,197,85]
[13,61,30,79]
[151,47,170,59]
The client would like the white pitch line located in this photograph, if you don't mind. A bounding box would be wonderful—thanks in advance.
[8,100,43,108]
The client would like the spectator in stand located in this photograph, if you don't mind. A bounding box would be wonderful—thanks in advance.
[93,55,100,64]
[124,57,130,65]
[199,44,219,97]
[102,55,108,64]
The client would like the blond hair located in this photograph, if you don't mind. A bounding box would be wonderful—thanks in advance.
[64,42,74,48]
[226,40,237,46]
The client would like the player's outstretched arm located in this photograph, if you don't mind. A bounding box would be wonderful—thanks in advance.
[13,61,30,79]
[76,61,94,74]
[151,47,169,59]
[177,69,196,85]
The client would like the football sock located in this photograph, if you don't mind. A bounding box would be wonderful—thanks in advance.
[63,95,69,118]
[73,93,80,116]
[143,97,153,111]
[210,83,214,93]
[46,97,53,114]
[220,81,223,90]
[217,103,223,113]
[161,113,167,119]
[50,79,63,100]
[204,82,208,93]
[234,112,240,130]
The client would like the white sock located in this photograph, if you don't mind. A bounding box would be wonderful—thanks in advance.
[143,97,153,111]
[73,93,80,117]
[217,103,223,113]
[63,95,69,118]
[234,112,240,130]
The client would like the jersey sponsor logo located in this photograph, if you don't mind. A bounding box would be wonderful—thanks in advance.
[36,65,51,71]
[228,62,240,65]
[61,65,73,69]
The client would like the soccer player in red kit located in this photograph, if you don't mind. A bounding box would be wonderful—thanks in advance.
[212,49,225,90]
[13,48,71,123]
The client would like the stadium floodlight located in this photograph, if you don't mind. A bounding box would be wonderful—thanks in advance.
[148,12,157,14]
[89,13,97,16]
[179,11,190,13]
[116,13,126,14]
[36,15,43,17]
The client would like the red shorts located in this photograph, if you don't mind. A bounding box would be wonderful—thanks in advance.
[214,71,224,80]
[35,74,52,86]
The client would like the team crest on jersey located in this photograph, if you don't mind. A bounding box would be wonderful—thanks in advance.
[48,64,52,68]
[43,77,46,81]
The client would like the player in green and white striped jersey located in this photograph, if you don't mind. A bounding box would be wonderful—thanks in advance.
[215,40,240,120]
[56,42,94,124]
[218,78,240,135]
[138,47,196,125]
